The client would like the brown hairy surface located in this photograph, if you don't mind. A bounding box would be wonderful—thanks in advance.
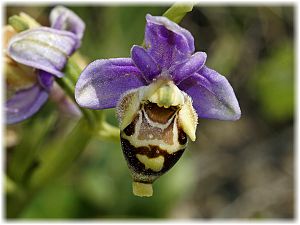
[144,102,177,124]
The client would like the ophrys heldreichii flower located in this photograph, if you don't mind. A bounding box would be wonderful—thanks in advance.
[75,14,241,197]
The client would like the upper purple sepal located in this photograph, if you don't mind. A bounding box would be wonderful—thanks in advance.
[7,27,79,78]
[50,5,85,43]
[144,14,195,70]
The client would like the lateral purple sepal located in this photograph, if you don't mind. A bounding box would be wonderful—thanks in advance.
[179,66,241,121]
[75,58,146,109]
[6,84,49,124]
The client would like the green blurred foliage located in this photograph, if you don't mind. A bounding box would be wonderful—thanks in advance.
[251,40,294,122]
[19,139,195,218]
[72,6,167,60]
[5,5,294,219]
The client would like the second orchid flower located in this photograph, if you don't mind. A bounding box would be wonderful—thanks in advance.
[5,6,85,124]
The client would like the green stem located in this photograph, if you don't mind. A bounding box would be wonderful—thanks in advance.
[5,175,31,218]
[28,119,92,190]
[7,112,57,184]
[8,15,29,32]
[163,2,194,23]
[56,75,96,125]
[63,56,82,84]
[98,121,120,141]
[59,57,120,136]
[60,57,108,126]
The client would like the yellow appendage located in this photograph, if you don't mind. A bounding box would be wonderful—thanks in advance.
[132,182,153,197]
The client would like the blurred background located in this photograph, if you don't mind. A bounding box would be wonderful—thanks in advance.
[5,4,294,219]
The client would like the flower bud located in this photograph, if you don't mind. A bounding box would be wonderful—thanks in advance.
[8,13,40,32]
[8,15,29,32]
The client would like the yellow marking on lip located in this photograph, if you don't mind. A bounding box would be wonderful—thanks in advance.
[136,154,164,172]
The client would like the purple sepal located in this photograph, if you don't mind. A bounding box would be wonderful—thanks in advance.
[37,70,54,91]
[6,84,49,124]
[7,27,78,78]
[131,45,161,82]
[50,5,85,41]
[169,51,207,84]
[145,14,195,69]
[179,66,241,121]
[75,58,146,109]
[75,14,241,123]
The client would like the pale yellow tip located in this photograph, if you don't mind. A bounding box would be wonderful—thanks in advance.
[190,134,196,142]
[132,182,153,197]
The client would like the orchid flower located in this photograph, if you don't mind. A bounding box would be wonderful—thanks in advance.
[75,14,241,197]
[5,6,85,124]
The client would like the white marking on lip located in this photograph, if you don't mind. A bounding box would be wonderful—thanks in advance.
[121,108,187,154]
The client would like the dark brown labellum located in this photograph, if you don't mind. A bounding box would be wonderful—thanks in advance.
[120,101,188,187]
[121,138,185,184]
[116,79,198,197]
